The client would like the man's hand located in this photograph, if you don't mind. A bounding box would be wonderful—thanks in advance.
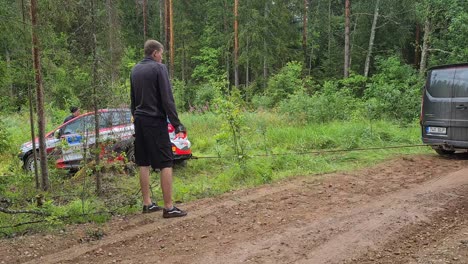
[131,116,134,123]
[174,125,186,134]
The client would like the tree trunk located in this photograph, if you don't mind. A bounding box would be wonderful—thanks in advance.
[107,0,119,88]
[263,1,269,87]
[234,0,239,88]
[21,0,39,189]
[303,0,308,61]
[143,0,148,41]
[309,0,319,75]
[364,0,379,78]
[5,49,13,98]
[28,88,39,189]
[344,0,351,78]
[414,23,421,68]
[30,0,49,191]
[160,0,164,42]
[246,36,249,88]
[419,10,431,77]
[91,0,101,195]
[165,0,170,52]
[224,0,230,83]
[349,13,358,69]
[169,0,174,79]
[327,0,331,67]
[182,40,186,82]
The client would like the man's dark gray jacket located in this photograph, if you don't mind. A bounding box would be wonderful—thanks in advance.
[130,57,184,132]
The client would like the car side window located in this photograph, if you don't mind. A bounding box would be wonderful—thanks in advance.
[62,117,85,135]
[100,112,112,129]
[110,111,131,126]
[453,68,468,98]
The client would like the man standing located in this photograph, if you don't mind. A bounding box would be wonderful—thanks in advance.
[130,39,187,218]
[63,106,80,123]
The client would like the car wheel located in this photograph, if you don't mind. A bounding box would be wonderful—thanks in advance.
[23,153,39,171]
[434,148,455,156]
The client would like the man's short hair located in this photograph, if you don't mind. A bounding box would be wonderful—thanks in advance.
[70,106,79,113]
[144,40,164,57]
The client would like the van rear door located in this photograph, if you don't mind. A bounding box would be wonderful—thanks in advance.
[451,67,468,141]
[422,68,454,139]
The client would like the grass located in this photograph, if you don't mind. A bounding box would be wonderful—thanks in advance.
[0,110,432,237]
[169,112,431,202]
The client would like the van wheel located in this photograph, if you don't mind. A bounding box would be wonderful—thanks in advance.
[434,148,455,156]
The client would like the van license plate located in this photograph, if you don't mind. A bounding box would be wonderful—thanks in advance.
[426,126,446,134]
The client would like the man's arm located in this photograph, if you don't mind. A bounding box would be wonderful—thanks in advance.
[130,74,135,117]
[157,65,185,133]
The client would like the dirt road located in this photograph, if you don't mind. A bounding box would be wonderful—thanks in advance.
[2,154,468,264]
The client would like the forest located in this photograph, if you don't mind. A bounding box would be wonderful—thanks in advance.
[1,0,467,113]
[0,0,468,235]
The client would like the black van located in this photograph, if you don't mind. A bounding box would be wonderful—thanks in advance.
[421,63,468,155]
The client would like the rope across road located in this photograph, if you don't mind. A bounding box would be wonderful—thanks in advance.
[190,144,430,160]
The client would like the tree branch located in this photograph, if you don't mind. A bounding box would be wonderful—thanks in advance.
[428,48,454,55]
[0,207,50,216]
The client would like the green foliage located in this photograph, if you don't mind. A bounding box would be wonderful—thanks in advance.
[213,87,248,161]
[265,61,304,107]
[191,46,223,83]
[172,79,189,111]
[279,87,360,124]
[0,120,10,154]
[364,56,422,122]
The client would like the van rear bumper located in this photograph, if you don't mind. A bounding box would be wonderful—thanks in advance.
[422,137,468,149]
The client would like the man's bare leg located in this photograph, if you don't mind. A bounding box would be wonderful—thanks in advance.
[160,167,173,209]
[139,166,152,206]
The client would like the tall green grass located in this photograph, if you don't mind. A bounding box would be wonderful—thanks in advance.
[169,112,431,202]
[0,111,431,236]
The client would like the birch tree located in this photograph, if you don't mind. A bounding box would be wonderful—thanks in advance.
[364,0,379,77]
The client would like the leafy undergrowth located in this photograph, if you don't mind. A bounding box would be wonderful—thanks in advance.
[0,112,431,238]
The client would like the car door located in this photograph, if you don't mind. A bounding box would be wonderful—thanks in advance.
[60,116,88,167]
[451,66,468,142]
[422,68,454,140]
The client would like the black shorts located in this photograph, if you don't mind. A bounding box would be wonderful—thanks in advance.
[134,116,173,169]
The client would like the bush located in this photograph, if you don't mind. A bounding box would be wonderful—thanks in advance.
[172,79,189,112]
[265,61,304,106]
[364,56,423,122]
[279,89,360,124]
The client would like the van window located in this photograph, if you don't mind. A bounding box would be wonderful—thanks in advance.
[453,68,468,98]
[428,69,455,98]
